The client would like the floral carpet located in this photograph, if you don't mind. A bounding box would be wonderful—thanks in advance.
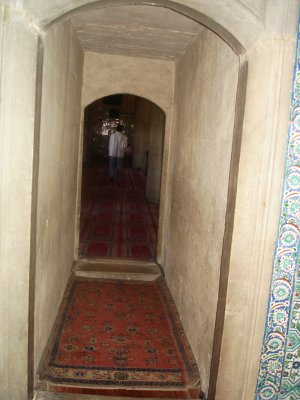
[79,165,158,260]
[41,277,200,395]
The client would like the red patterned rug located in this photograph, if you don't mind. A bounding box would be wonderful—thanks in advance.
[41,278,200,397]
[80,165,158,260]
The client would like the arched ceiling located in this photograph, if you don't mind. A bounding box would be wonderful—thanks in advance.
[23,0,266,52]
[70,5,203,61]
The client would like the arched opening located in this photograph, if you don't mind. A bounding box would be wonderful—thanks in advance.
[79,94,165,261]
[3,1,298,400]
[30,2,247,399]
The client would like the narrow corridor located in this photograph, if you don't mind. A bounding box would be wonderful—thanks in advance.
[36,162,201,398]
[2,2,297,400]
[79,165,158,261]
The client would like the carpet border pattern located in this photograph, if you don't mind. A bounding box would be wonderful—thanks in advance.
[41,277,200,390]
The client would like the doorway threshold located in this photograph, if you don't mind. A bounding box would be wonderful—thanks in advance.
[34,390,191,400]
[73,258,162,281]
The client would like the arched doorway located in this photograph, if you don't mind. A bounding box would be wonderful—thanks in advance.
[31,4,244,398]
[2,1,297,400]
[78,94,165,261]
[9,1,278,398]
[33,10,242,394]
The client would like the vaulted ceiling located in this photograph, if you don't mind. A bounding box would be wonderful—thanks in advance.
[71,5,203,61]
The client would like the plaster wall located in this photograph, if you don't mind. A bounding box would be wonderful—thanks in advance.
[165,31,239,393]
[133,98,151,172]
[146,105,165,203]
[34,20,83,374]
[0,5,39,399]
[216,25,298,400]
[82,52,174,113]
[80,52,175,263]
[132,98,164,203]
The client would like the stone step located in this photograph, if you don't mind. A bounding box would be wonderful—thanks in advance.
[73,259,162,281]
[34,390,178,400]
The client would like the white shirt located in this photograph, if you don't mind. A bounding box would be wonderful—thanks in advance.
[109,132,128,157]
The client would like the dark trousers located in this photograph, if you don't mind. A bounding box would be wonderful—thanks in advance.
[109,156,123,183]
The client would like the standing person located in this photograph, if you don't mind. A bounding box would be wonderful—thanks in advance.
[108,124,128,184]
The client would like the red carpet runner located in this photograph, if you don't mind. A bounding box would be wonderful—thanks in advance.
[41,277,200,398]
[80,165,158,260]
